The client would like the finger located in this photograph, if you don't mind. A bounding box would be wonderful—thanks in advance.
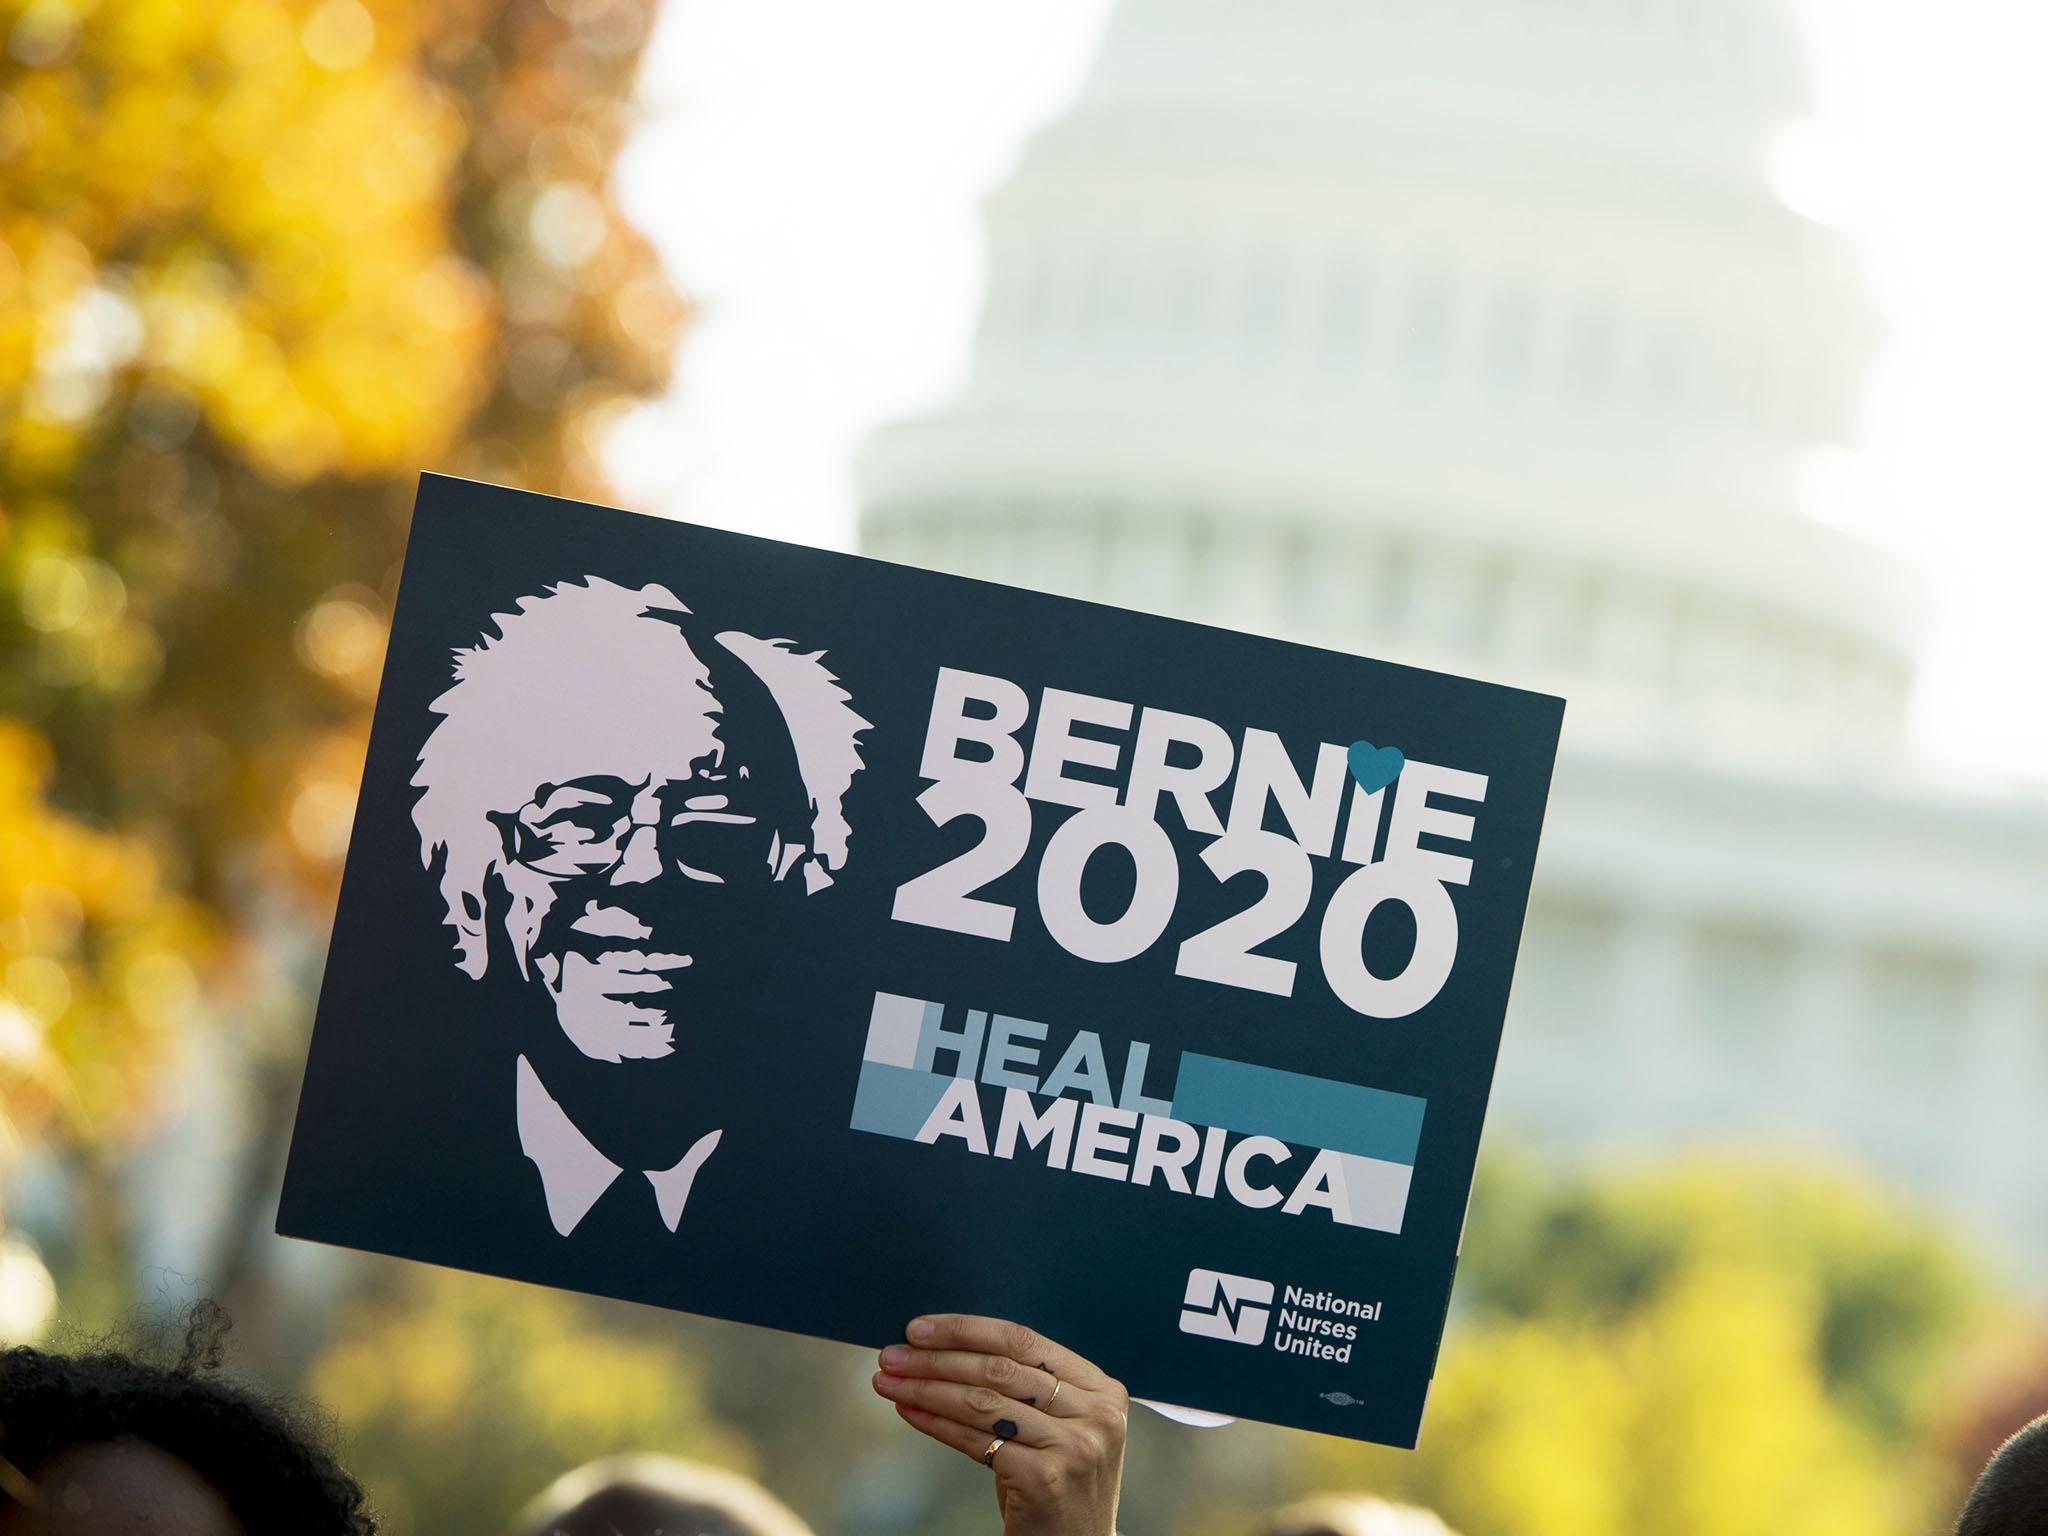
[876,1345,1062,1408]
[906,1315,1113,1391]
[873,1370,1058,1445]
[891,1401,1039,1470]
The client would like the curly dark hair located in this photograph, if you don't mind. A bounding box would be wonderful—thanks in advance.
[0,1300,373,1535]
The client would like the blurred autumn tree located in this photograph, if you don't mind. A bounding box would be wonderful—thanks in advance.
[0,0,682,1311]
[0,721,202,1238]
[1289,1157,1997,1536]
[307,1265,750,1534]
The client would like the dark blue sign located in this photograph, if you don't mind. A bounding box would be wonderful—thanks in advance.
[279,473,1564,1446]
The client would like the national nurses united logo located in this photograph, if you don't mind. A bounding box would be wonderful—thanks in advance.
[1179,1268,1275,1347]
[1179,1267,1386,1363]
[409,575,869,1238]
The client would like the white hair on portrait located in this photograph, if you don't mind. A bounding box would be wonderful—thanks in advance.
[714,630,866,892]
[410,574,870,978]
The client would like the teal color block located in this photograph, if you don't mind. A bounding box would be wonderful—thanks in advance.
[849,1060,955,1140]
[1172,1053,1425,1165]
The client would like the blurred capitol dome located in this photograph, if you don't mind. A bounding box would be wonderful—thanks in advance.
[859,0,2048,1264]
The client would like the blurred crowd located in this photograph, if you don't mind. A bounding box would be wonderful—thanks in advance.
[3,1305,2046,1536]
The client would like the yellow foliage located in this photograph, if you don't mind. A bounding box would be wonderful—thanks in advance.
[1305,1251,1915,1536]
[0,719,205,1156]
[0,0,493,487]
[0,0,681,1178]
[309,1266,748,1534]
[1621,1259,1896,1536]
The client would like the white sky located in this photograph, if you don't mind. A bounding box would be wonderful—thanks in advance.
[613,0,2048,790]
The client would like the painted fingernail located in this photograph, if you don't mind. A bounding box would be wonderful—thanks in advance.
[879,1345,910,1368]
[994,1418,1018,1439]
[908,1318,934,1342]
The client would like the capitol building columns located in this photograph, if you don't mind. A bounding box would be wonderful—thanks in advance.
[1605,900,1690,1126]
[1776,929,1862,1139]
[1956,958,2045,1247]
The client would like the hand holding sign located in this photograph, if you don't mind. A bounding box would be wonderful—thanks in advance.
[875,1314,1127,1536]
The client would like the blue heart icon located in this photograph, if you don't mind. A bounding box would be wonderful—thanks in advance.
[1347,740,1404,793]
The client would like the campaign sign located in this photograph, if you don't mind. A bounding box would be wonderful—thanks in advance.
[278,473,1564,1446]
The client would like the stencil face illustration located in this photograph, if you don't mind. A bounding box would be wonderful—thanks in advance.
[495,724,789,1062]
[412,576,868,1067]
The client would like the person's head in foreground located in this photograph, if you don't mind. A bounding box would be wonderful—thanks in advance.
[1256,1492,1463,1536]
[0,1315,372,1536]
[1955,1412,2048,1536]
[508,1454,812,1536]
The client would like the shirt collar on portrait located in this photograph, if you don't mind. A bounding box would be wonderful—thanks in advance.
[515,1054,722,1237]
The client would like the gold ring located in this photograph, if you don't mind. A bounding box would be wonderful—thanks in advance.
[1046,1375,1063,1410]
[981,1436,1006,1466]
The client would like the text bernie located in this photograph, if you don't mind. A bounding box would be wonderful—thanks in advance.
[889,668,1491,1018]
